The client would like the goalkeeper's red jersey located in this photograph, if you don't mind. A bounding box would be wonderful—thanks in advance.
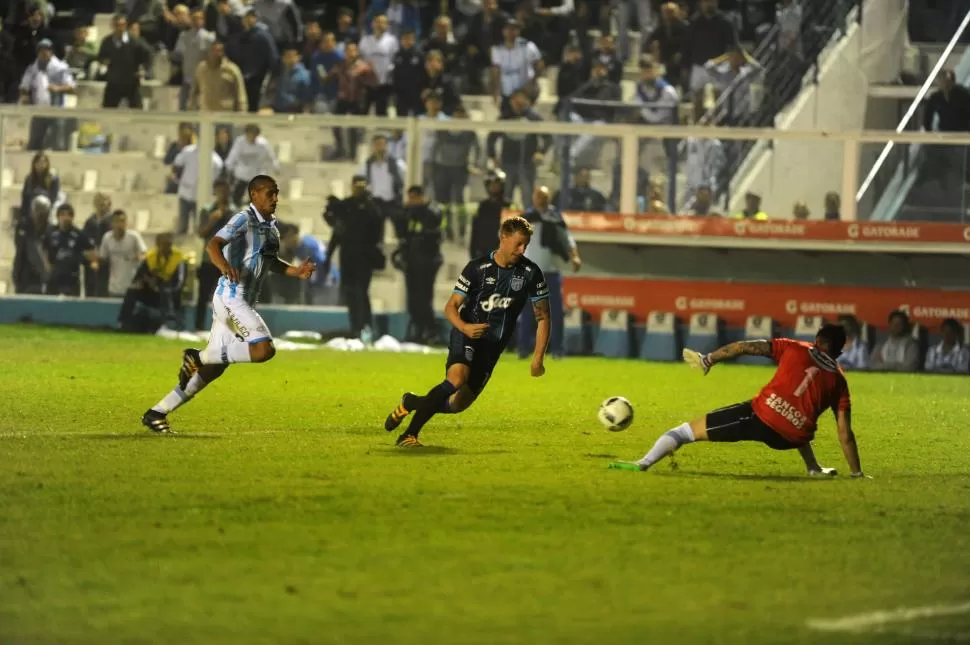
[751,339,851,443]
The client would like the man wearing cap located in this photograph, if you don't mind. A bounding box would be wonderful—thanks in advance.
[19,37,75,151]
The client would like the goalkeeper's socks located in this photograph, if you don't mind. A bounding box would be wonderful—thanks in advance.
[403,380,458,437]
[637,423,694,470]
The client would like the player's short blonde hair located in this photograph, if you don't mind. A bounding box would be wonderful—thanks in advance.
[499,216,534,238]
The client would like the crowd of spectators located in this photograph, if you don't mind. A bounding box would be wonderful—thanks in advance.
[837,311,970,376]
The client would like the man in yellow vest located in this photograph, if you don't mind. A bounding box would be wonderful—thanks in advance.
[731,191,768,220]
[118,232,188,332]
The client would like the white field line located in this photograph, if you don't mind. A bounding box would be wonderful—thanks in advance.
[807,601,970,633]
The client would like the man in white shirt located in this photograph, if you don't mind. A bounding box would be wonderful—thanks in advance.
[359,132,407,226]
[225,124,280,205]
[518,186,581,360]
[20,39,76,151]
[358,14,398,116]
[172,143,225,234]
[490,19,543,116]
[98,210,147,298]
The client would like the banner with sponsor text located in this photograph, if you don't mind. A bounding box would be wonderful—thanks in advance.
[554,213,970,245]
[562,277,970,329]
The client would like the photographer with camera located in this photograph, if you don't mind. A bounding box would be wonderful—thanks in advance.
[322,175,385,341]
[392,185,443,344]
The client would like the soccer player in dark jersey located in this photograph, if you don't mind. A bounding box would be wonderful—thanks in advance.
[613,324,868,477]
[383,216,551,446]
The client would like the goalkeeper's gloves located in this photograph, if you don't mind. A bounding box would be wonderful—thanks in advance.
[682,349,714,375]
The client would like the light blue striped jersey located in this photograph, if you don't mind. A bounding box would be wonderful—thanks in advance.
[213,204,280,305]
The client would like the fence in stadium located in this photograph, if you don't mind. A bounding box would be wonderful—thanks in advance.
[5,106,970,238]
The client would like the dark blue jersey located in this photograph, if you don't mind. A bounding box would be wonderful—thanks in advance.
[453,252,549,347]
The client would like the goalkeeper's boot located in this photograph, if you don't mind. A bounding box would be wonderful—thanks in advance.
[178,348,202,390]
[142,409,172,433]
[384,392,420,432]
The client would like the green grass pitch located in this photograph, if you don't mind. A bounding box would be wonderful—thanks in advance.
[2,324,969,645]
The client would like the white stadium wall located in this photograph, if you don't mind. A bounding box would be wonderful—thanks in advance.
[731,0,908,220]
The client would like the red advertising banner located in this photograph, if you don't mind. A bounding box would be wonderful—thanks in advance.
[562,277,970,329]
[554,213,970,246]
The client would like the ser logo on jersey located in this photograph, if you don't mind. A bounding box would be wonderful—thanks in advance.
[480,294,513,312]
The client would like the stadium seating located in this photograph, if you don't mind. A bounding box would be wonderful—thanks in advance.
[685,313,722,355]
[793,316,826,343]
[593,309,632,359]
[563,307,590,356]
[737,315,774,365]
[639,311,679,362]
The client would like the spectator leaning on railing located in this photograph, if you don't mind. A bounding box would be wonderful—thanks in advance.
[225,124,279,206]
[486,90,551,206]
[924,318,970,374]
[823,191,841,220]
[684,119,725,203]
[20,38,75,152]
[20,151,60,223]
[732,191,767,220]
[172,139,225,235]
[688,184,720,216]
[490,19,543,116]
[704,44,762,124]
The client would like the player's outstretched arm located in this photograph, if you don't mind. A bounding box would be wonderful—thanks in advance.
[268,256,316,280]
[683,340,772,374]
[836,408,866,477]
[530,298,550,377]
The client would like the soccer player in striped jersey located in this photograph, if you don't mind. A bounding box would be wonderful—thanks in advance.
[383,216,550,446]
[141,175,315,433]
[614,324,868,477]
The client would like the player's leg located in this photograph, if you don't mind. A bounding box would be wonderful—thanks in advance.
[385,328,469,432]
[631,402,755,471]
[395,362,471,446]
[142,320,233,432]
[187,295,276,368]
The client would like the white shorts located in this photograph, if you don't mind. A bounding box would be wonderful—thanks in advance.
[206,291,273,353]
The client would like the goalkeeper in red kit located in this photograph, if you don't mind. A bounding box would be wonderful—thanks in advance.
[613,324,868,477]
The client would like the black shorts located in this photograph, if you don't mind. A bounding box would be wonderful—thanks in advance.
[705,401,803,451]
[445,328,504,396]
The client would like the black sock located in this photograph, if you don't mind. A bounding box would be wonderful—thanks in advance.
[404,380,457,438]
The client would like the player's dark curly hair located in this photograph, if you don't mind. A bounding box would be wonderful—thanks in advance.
[248,174,276,199]
[500,216,534,237]
[816,323,847,357]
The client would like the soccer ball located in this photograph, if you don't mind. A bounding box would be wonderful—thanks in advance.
[598,396,634,431]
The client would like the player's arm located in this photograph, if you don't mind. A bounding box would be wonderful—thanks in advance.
[444,292,488,339]
[267,255,315,279]
[836,407,865,477]
[531,297,550,377]
[206,212,248,282]
[684,340,772,374]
